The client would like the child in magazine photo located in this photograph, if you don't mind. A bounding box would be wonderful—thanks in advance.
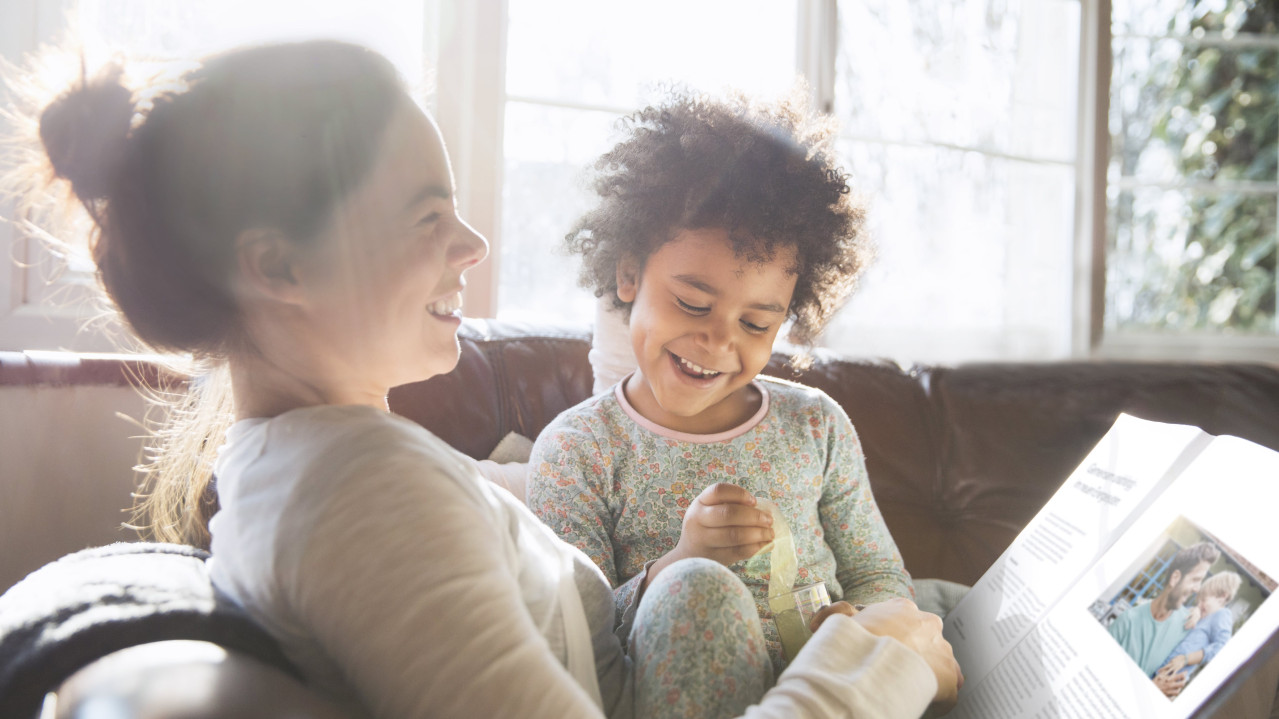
[1156,570,1242,680]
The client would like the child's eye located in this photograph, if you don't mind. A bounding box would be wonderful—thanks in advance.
[416,212,441,227]
[676,298,710,314]
[741,320,770,333]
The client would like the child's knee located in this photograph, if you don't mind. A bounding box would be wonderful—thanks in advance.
[645,558,754,614]
[632,558,774,705]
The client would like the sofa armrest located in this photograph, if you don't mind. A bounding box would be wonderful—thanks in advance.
[50,640,356,719]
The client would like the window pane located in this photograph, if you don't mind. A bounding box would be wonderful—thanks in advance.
[499,0,799,324]
[499,102,620,326]
[1111,40,1278,184]
[824,140,1076,363]
[834,0,1079,162]
[506,0,798,108]
[1108,1,1278,337]
[14,1,428,331]
[1113,0,1273,39]
[826,0,1079,362]
[76,0,427,88]
[1106,189,1277,333]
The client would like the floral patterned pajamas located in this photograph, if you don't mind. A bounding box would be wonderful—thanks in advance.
[630,558,773,717]
[529,376,913,672]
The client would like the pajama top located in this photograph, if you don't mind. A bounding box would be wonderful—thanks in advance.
[528,375,914,666]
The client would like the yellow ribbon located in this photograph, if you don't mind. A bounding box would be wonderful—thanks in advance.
[755,498,797,614]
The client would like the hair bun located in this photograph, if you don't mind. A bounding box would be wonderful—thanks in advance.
[39,63,135,201]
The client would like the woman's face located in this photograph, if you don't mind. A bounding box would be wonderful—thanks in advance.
[296,98,487,395]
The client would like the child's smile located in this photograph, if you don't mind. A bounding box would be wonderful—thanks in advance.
[671,351,721,378]
[618,228,797,434]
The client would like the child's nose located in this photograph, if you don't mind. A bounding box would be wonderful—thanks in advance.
[700,318,733,352]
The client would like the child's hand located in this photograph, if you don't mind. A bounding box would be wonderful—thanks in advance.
[1154,665,1188,697]
[649,483,774,582]
[1184,606,1202,630]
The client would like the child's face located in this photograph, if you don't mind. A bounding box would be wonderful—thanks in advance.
[1198,592,1227,615]
[617,228,797,434]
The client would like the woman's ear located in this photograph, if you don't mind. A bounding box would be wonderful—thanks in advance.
[234,228,306,305]
[616,255,640,303]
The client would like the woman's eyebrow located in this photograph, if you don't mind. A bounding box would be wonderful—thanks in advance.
[673,274,787,313]
[403,184,452,212]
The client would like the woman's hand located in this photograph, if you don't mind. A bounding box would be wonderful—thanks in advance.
[841,598,963,712]
[645,483,774,586]
[1163,654,1188,674]
[808,600,862,632]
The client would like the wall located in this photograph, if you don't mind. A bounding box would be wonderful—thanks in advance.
[1,383,147,592]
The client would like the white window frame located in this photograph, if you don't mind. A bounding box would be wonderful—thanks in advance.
[426,0,506,319]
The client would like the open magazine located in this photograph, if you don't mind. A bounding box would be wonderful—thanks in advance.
[941,414,1279,718]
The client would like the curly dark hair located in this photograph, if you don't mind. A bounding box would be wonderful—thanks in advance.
[567,88,870,347]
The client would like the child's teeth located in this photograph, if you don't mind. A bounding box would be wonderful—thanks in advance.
[678,356,718,376]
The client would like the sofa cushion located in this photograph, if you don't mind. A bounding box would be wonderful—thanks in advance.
[389,322,593,460]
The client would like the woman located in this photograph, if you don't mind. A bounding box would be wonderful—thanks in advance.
[23,39,959,718]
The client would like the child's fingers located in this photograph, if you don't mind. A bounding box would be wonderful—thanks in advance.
[702,524,775,549]
[696,482,757,507]
[699,502,773,529]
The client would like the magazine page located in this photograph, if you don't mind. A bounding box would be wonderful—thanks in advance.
[945,435,1279,718]
[945,414,1212,688]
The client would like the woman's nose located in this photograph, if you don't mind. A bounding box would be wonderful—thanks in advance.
[449,218,489,268]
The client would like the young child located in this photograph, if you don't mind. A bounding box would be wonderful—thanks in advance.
[527,89,914,671]
[1158,571,1243,678]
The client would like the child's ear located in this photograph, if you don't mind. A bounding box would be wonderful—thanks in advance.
[616,255,640,303]
[234,228,306,306]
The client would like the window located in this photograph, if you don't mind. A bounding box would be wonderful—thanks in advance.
[0,0,428,352]
[493,0,801,327]
[1103,0,1277,359]
[824,0,1082,362]
[4,0,1277,363]
[489,0,1087,364]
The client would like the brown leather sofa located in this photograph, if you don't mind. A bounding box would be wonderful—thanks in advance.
[5,318,1279,717]
[392,320,1279,587]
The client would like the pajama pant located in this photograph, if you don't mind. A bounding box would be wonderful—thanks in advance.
[630,558,775,718]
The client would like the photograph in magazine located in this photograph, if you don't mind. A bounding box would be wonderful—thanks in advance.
[1090,516,1276,702]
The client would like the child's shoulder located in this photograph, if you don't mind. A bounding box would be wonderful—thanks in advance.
[757,375,845,416]
[537,387,629,438]
[1207,608,1235,622]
